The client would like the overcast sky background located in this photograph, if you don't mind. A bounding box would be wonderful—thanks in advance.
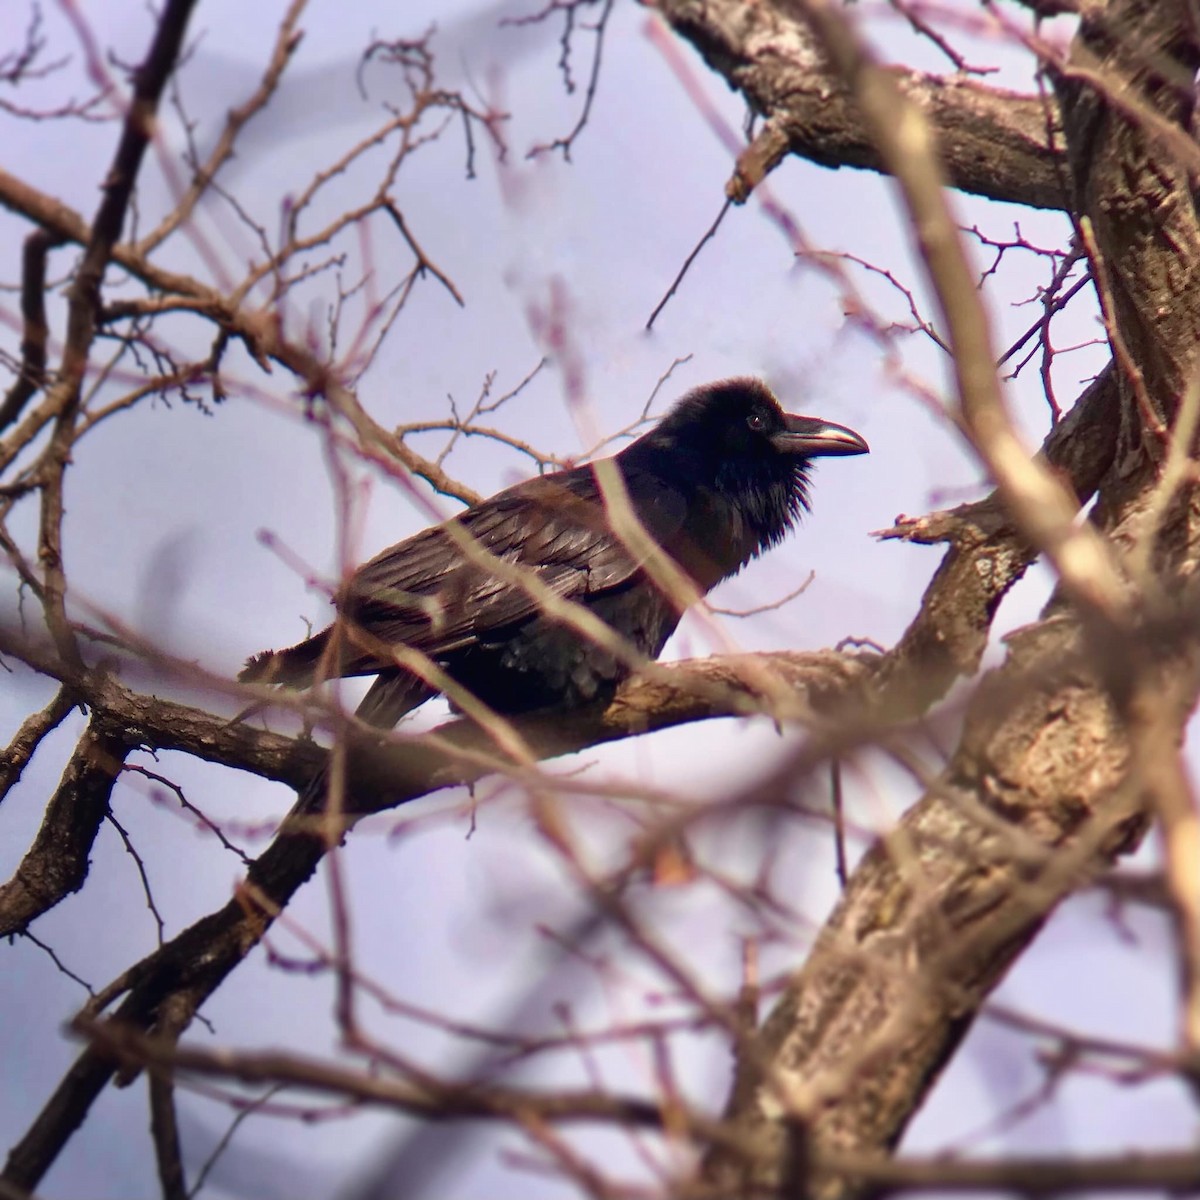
[0,2,1190,1197]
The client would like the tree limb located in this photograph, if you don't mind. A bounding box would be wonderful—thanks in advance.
[656,0,1070,210]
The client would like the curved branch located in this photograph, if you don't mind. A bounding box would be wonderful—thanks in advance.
[0,717,129,938]
[695,2,1200,1195]
[0,644,877,1192]
[656,0,1069,210]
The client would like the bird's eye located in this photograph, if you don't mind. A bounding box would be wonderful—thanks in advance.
[746,412,767,433]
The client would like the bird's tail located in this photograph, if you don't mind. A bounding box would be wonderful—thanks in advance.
[353,670,436,729]
[292,669,435,820]
[238,630,332,689]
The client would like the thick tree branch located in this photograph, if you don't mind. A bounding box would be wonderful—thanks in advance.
[0,717,129,938]
[655,0,1069,210]
[0,643,878,1193]
[704,608,1193,1198]
[0,686,74,804]
[1053,1,1200,1052]
[697,3,1200,1196]
[1054,4,1200,437]
[877,365,1120,709]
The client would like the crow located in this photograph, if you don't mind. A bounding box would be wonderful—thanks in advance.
[240,377,867,731]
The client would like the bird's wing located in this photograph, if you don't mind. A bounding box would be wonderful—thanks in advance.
[338,465,687,662]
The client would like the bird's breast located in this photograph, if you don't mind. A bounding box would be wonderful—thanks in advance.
[663,495,761,592]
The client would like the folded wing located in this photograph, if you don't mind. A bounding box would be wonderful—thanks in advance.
[241,463,687,687]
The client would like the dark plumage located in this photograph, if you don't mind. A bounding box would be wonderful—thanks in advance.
[241,377,867,728]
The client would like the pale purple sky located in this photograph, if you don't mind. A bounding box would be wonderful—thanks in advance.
[0,3,1187,1198]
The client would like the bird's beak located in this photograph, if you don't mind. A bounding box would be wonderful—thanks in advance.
[772,414,869,457]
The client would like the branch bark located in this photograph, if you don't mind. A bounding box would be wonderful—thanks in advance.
[656,0,1070,210]
[696,2,1200,1196]
[0,717,129,938]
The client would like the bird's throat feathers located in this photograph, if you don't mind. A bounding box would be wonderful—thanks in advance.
[619,380,820,578]
[715,455,812,556]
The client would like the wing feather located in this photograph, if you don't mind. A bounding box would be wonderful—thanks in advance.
[337,464,686,667]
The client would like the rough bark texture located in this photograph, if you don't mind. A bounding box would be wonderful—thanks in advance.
[0,718,129,937]
[657,0,1070,210]
[0,646,880,1192]
[648,2,1200,1195]
[705,620,1192,1196]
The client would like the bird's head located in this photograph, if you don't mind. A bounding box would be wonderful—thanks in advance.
[630,377,868,547]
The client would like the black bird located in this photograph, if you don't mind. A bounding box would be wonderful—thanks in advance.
[240,378,867,729]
